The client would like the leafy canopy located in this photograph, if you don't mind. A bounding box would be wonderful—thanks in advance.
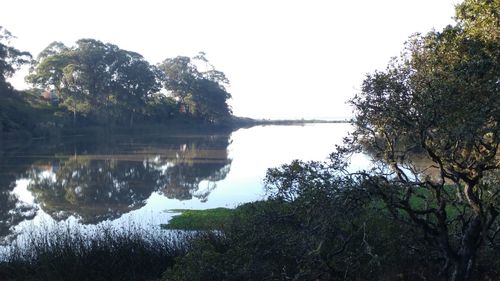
[28,39,160,124]
[0,26,31,90]
[158,53,232,123]
[349,1,499,280]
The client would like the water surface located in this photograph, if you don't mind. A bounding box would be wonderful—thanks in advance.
[0,123,364,242]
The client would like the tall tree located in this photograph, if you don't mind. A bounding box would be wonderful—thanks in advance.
[27,41,82,124]
[0,26,31,91]
[158,53,232,123]
[455,0,499,41]
[158,56,199,108]
[189,78,232,122]
[349,0,499,280]
[28,39,160,125]
[0,27,32,132]
[109,49,161,126]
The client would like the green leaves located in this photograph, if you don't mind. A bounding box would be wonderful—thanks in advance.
[349,2,499,279]
[0,26,31,84]
[26,37,234,126]
[455,0,500,41]
[28,39,160,125]
[158,54,232,124]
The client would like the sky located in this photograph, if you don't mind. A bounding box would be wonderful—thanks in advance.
[1,0,458,120]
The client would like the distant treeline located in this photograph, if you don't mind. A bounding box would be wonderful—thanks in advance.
[231,117,348,128]
[0,33,233,136]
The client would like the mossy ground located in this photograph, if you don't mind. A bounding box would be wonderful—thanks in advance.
[161,208,235,230]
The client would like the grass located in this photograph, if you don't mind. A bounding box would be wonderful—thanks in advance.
[0,207,236,280]
[0,223,188,281]
[161,208,235,230]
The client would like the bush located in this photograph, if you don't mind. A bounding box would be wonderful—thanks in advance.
[162,159,499,281]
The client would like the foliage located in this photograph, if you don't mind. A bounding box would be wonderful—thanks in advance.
[25,41,233,128]
[164,156,498,280]
[3,27,234,133]
[0,26,31,90]
[0,27,37,133]
[158,52,232,124]
[348,1,499,280]
[455,0,499,41]
[0,223,187,281]
[163,160,471,281]
[2,1,499,280]
[27,39,161,126]
[144,94,178,123]
[163,162,384,280]
[164,1,499,280]
[0,90,36,132]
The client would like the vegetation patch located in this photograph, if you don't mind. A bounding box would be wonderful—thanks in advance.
[162,208,235,230]
[0,223,187,281]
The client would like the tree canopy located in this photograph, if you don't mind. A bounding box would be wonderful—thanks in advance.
[0,26,31,90]
[26,41,232,127]
[0,26,36,132]
[1,25,235,132]
[348,1,499,280]
[158,53,232,123]
[27,39,161,125]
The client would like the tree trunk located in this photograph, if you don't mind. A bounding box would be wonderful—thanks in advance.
[451,261,468,281]
[450,216,482,281]
[451,256,475,281]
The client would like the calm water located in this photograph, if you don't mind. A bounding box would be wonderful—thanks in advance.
[0,123,369,243]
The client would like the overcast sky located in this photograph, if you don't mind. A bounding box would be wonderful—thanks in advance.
[2,0,458,119]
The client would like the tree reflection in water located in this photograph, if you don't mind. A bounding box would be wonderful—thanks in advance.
[0,131,232,237]
[0,143,38,239]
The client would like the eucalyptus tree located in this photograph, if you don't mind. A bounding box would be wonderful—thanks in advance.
[0,26,31,90]
[190,78,232,123]
[349,0,499,280]
[158,53,232,123]
[158,56,199,109]
[105,45,160,126]
[27,41,81,123]
[28,39,160,125]
[28,41,71,97]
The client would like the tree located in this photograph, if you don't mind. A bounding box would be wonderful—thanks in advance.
[27,41,81,124]
[27,41,71,97]
[158,56,199,108]
[349,1,499,280]
[106,46,160,126]
[187,78,231,123]
[158,53,232,123]
[0,27,32,132]
[0,26,31,91]
[28,39,160,125]
[455,0,499,41]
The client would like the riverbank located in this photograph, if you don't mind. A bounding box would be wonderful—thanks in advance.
[1,197,498,281]
[230,116,349,128]
[0,116,348,149]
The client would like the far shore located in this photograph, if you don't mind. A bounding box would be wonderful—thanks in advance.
[0,116,350,144]
[230,116,350,128]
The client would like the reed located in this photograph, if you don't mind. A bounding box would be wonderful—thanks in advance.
[0,223,188,281]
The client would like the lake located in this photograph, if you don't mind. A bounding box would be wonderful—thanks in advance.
[0,123,369,244]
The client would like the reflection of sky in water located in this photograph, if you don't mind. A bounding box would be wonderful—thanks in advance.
[3,123,371,245]
[12,179,35,205]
